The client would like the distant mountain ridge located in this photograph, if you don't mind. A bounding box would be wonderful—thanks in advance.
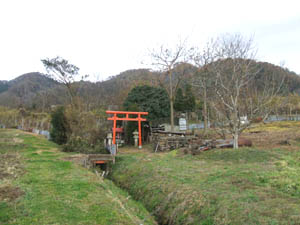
[0,62,299,110]
[1,72,58,88]
[0,72,59,108]
[0,80,9,94]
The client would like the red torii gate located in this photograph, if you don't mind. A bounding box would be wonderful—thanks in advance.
[106,111,148,148]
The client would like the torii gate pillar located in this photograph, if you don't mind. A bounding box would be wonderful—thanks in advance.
[106,111,148,148]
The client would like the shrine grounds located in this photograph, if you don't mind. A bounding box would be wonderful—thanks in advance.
[2,121,300,224]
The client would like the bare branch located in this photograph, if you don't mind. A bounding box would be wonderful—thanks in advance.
[149,41,191,131]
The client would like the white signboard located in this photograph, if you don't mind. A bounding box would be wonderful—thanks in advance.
[179,118,187,131]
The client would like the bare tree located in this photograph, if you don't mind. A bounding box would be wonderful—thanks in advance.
[150,42,191,131]
[41,56,87,107]
[35,90,51,112]
[210,34,283,149]
[243,67,285,121]
[192,39,216,133]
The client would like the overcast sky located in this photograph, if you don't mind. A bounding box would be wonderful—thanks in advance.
[0,0,299,81]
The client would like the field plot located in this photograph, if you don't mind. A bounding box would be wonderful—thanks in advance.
[0,129,156,225]
[111,122,300,225]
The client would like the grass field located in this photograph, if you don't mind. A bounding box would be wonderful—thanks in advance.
[2,122,300,225]
[110,121,300,225]
[0,129,156,225]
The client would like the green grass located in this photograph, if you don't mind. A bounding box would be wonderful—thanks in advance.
[3,122,300,225]
[0,129,156,225]
[110,123,300,225]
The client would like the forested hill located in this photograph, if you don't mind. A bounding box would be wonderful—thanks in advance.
[0,62,299,110]
[93,69,160,106]
[0,72,59,108]
[255,62,300,94]
[0,70,159,109]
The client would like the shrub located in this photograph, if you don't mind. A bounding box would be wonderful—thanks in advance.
[62,136,107,154]
[50,106,69,145]
[50,103,107,152]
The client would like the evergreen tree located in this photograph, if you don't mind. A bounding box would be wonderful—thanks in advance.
[184,84,196,112]
[174,84,196,113]
[123,85,170,122]
[50,106,69,145]
[174,88,185,112]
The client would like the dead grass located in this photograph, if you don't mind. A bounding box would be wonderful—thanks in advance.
[0,129,26,224]
[61,154,88,166]
[0,137,23,143]
[0,185,24,202]
[243,121,300,149]
[118,144,153,154]
[247,121,300,132]
[0,153,24,180]
[35,148,57,154]
[110,121,300,225]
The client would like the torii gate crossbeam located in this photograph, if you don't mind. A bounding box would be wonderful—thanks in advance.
[106,111,148,148]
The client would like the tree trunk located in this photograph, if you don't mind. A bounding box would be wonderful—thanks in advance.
[233,107,239,149]
[203,86,208,133]
[233,131,239,149]
[170,98,174,131]
[169,70,174,131]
